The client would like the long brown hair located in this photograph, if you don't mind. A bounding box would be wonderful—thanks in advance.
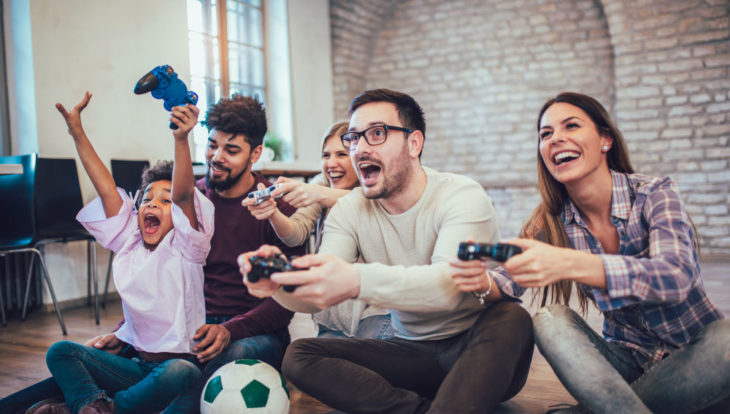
[521,92,634,313]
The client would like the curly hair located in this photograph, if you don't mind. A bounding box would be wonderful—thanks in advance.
[202,94,267,148]
[137,160,173,206]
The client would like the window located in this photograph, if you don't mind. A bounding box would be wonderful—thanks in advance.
[187,0,267,161]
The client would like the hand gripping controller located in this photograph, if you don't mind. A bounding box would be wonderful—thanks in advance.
[247,184,284,205]
[134,65,199,130]
[248,254,306,292]
[457,242,522,262]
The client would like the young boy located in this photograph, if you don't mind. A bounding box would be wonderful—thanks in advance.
[42,92,214,414]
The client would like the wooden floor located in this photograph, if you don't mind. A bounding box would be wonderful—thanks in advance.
[1,258,728,413]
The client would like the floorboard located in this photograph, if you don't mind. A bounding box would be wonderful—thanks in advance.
[1,257,727,413]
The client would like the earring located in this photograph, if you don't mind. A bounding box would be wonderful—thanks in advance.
[603,145,608,151]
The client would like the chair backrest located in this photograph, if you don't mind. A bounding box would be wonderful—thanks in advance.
[0,154,37,247]
[34,157,87,239]
[110,159,150,197]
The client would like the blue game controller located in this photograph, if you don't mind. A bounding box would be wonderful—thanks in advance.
[134,65,199,129]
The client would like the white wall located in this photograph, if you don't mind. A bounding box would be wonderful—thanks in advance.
[287,0,335,163]
[10,0,334,305]
[27,0,190,303]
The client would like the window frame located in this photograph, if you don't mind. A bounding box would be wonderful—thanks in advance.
[188,0,269,161]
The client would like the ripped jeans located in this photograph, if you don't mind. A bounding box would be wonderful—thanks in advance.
[533,304,730,414]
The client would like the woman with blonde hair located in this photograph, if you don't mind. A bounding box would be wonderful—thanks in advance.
[452,92,729,413]
[244,121,392,339]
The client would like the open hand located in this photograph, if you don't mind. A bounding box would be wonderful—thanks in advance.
[84,333,124,355]
[56,91,92,139]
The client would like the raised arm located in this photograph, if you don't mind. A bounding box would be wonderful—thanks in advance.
[169,104,200,230]
[56,92,122,217]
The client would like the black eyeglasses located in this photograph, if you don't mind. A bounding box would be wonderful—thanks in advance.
[340,124,413,151]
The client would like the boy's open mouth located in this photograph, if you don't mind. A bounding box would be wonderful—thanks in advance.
[143,214,161,234]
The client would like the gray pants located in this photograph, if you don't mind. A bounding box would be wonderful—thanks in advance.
[533,304,730,414]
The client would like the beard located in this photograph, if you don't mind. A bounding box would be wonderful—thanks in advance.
[205,156,251,193]
[360,145,410,200]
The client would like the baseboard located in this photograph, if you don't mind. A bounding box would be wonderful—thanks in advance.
[42,292,121,313]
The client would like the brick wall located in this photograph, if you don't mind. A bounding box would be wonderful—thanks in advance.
[330,0,730,254]
[602,0,730,254]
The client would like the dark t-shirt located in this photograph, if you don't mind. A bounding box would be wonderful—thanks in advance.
[196,172,305,341]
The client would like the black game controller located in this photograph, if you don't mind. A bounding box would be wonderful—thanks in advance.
[248,254,307,292]
[457,242,522,262]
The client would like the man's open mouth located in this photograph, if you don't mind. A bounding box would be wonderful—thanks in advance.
[208,162,230,178]
[358,162,381,186]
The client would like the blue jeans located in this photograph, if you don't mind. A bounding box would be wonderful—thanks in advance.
[533,304,730,414]
[0,319,290,414]
[162,323,290,414]
[46,340,201,414]
[317,314,394,339]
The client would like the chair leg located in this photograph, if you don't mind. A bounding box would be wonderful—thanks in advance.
[90,240,99,325]
[33,249,67,335]
[21,252,36,321]
[86,241,92,306]
[0,277,6,327]
[102,250,114,307]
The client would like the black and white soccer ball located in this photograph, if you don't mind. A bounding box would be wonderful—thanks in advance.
[200,359,290,414]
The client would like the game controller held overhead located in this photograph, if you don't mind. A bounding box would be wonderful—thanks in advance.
[134,65,199,130]
[248,184,284,205]
[457,242,522,262]
[248,254,307,292]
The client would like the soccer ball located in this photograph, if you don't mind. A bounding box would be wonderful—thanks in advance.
[200,359,290,414]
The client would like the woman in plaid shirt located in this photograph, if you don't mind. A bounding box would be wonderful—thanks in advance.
[454,92,729,413]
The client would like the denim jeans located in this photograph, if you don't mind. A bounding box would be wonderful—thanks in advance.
[162,325,290,414]
[0,317,291,414]
[284,301,534,414]
[317,314,394,339]
[46,340,202,414]
[533,304,730,414]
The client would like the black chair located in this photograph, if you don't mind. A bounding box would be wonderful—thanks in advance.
[27,157,99,325]
[102,159,149,306]
[111,159,150,200]
[0,154,66,334]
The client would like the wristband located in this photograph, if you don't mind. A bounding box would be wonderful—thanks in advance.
[472,273,492,305]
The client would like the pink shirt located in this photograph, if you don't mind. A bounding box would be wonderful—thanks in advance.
[77,188,215,353]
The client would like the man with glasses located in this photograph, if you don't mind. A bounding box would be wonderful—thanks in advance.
[240,88,533,413]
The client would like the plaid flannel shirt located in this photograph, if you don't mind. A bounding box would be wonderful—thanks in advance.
[565,170,723,368]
